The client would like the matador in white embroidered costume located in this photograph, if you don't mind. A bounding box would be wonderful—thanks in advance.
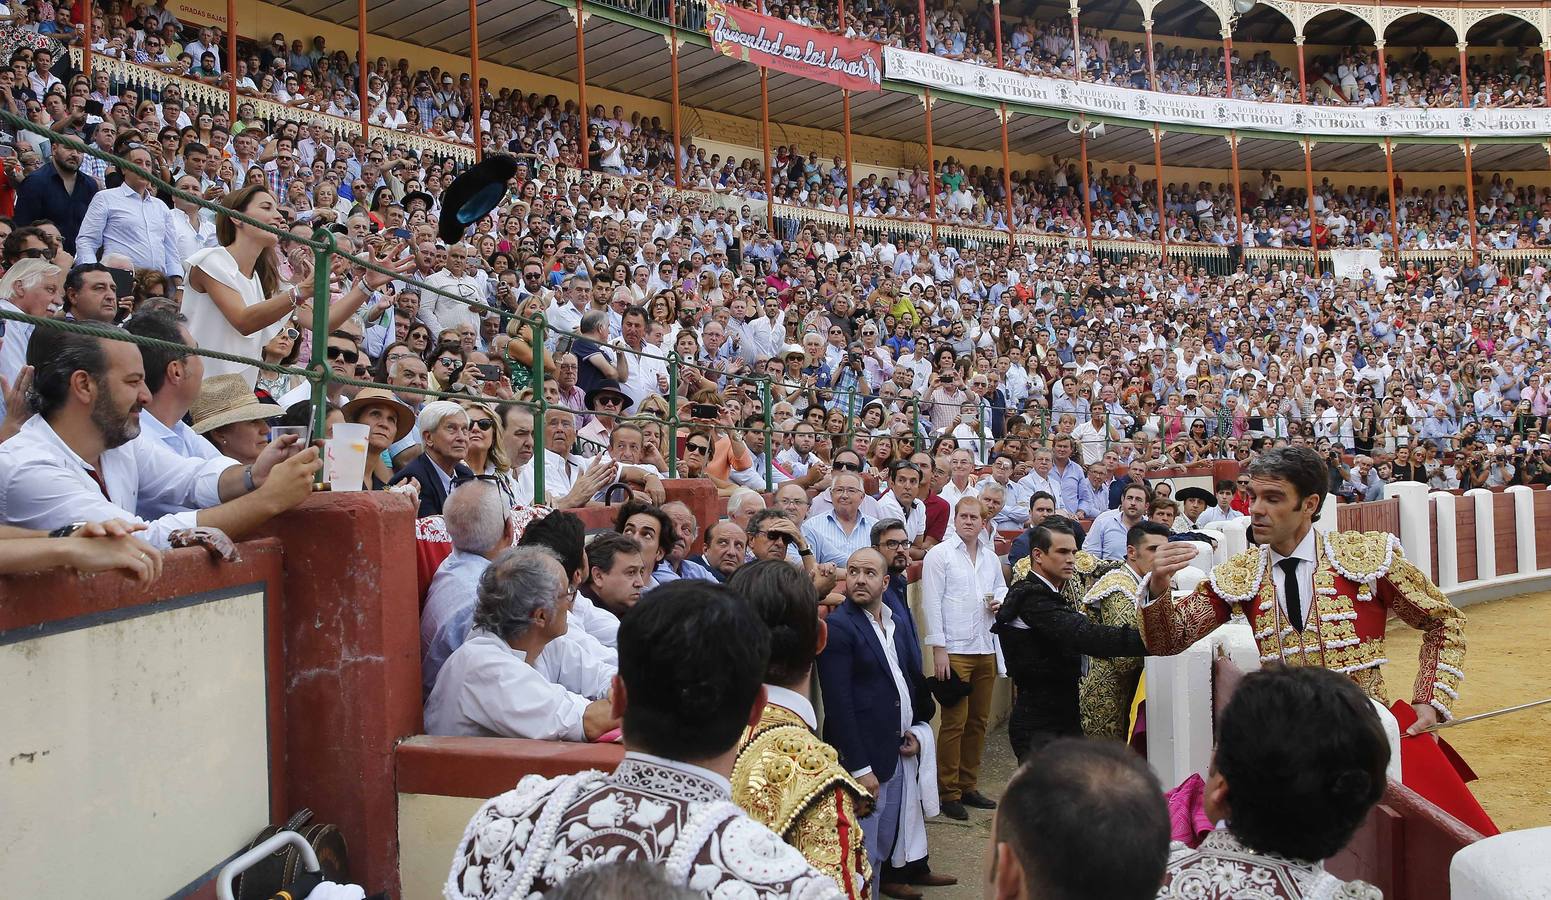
[446,751,844,899]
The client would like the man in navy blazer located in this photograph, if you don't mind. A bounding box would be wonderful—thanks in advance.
[816,546,931,893]
[389,400,475,518]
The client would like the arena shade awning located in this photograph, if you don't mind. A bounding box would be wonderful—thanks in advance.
[270,0,1551,171]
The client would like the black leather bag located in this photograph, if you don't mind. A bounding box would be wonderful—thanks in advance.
[235,808,350,900]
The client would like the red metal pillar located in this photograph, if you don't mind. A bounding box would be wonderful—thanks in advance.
[1303,138,1318,276]
[468,0,482,161]
[840,0,856,242]
[1543,45,1551,105]
[669,0,683,188]
[1153,125,1167,263]
[918,0,938,241]
[992,0,1014,236]
[226,0,238,122]
[759,0,773,233]
[575,0,589,170]
[82,0,93,78]
[1459,40,1479,262]
[357,0,369,145]
[1221,29,1234,98]
[1228,132,1244,250]
[1144,20,1158,91]
[1375,39,1388,105]
[1295,35,1307,102]
[1079,125,1093,251]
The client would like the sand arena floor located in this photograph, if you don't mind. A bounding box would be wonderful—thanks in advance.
[1385,590,1551,832]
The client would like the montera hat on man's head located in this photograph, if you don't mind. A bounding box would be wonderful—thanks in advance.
[1176,486,1215,506]
[438,154,520,244]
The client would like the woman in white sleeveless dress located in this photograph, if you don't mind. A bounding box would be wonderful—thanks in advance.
[180,184,409,388]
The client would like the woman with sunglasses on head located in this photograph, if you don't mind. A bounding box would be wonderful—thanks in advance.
[256,320,304,399]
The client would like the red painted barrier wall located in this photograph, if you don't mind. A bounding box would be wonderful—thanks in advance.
[254,492,424,898]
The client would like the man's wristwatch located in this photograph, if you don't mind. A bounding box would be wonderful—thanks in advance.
[49,522,87,538]
[243,465,257,492]
[798,547,812,557]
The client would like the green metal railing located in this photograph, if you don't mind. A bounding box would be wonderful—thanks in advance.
[2,112,943,504]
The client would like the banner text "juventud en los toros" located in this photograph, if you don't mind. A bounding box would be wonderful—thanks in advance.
[706,0,883,92]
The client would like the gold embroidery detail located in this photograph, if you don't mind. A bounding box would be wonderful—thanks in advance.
[1079,567,1143,739]
[733,705,872,895]
[1208,546,1268,603]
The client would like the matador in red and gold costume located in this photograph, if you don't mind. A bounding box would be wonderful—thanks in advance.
[1135,446,1489,831]
[1137,528,1466,722]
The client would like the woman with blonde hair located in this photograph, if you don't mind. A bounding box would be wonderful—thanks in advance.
[181,183,411,388]
[501,291,555,394]
[457,399,519,506]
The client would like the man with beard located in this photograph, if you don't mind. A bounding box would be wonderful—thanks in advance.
[0,328,320,547]
[871,519,957,897]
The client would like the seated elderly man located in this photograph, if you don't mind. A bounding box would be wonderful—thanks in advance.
[391,400,475,518]
[420,480,517,697]
[424,546,620,741]
[0,327,320,549]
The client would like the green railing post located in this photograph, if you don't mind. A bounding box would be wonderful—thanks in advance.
[762,376,774,493]
[310,229,335,483]
[666,351,680,478]
[531,313,547,504]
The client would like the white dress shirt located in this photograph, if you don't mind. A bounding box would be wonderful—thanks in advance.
[1267,528,1318,627]
[876,491,927,541]
[1198,505,1245,526]
[569,591,620,648]
[921,532,1007,654]
[852,602,915,780]
[75,184,183,277]
[423,629,591,741]
[424,270,484,333]
[764,683,818,730]
[938,479,979,510]
[0,415,230,547]
[135,409,226,517]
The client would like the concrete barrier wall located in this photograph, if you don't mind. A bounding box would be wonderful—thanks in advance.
[0,542,287,899]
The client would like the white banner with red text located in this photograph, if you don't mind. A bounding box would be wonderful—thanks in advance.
[883,46,1551,138]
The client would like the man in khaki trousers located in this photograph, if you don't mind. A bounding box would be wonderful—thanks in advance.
[921,496,1005,821]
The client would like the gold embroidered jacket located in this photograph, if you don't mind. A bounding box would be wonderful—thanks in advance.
[1137,530,1467,719]
[1078,565,1144,740]
[732,702,873,899]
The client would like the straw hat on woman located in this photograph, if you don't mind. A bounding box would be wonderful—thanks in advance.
[191,373,283,464]
[344,387,414,490]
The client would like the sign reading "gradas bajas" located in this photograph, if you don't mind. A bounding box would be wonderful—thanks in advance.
[883,46,1551,138]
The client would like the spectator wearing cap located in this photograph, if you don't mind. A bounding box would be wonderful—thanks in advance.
[578,379,630,449]
[344,387,414,490]
[390,400,474,517]
[0,327,320,548]
[190,373,284,466]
